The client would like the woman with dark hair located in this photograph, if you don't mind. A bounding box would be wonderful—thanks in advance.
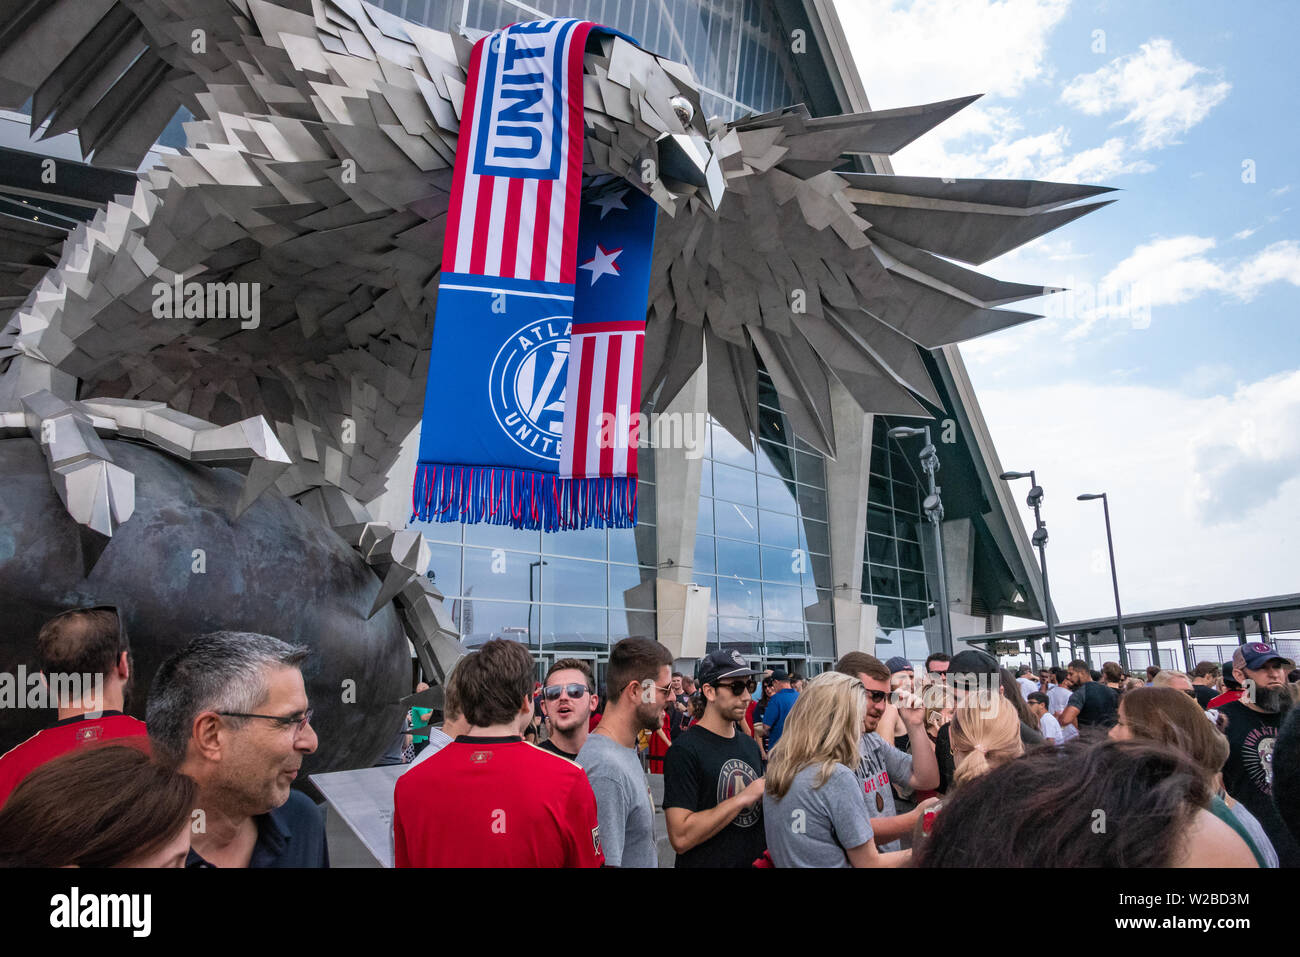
[914,740,1257,868]
[1110,686,1276,867]
[0,744,195,867]
[998,667,1038,731]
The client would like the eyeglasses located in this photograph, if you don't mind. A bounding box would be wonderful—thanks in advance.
[218,709,314,733]
[712,678,757,696]
[543,683,589,701]
[865,690,888,704]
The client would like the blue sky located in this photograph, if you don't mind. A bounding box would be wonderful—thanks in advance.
[833,0,1300,623]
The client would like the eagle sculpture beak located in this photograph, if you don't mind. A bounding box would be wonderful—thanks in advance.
[656,131,726,211]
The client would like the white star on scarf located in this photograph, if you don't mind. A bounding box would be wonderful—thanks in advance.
[580,244,622,285]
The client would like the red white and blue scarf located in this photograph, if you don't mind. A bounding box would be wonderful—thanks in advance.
[414,18,656,530]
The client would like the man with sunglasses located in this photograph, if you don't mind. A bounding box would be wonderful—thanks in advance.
[662,649,766,867]
[538,659,598,761]
[0,606,147,808]
[835,652,939,852]
[147,631,328,868]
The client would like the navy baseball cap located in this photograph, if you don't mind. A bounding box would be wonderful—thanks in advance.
[1234,642,1293,671]
[885,656,913,674]
[697,649,763,686]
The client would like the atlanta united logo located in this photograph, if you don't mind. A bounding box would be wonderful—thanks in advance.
[717,757,761,828]
[489,317,572,461]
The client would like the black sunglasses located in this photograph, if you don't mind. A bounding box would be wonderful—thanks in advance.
[712,678,757,696]
[865,689,888,704]
[543,683,590,701]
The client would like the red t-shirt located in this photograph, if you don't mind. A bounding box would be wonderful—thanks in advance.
[0,712,149,808]
[1208,689,1244,709]
[393,736,604,867]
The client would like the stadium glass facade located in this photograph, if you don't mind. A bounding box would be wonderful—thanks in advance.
[386,0,947,678]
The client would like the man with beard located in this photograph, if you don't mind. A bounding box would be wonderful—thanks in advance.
[663,650,766,867]
[538,659,598,761]
[0,606,147,807]
[578,637,675,867]
[834,652,939,850]
[1220,642,1300,867]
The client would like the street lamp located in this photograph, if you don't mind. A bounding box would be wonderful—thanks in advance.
[1077,493,1131,671]
[887,425,952,656]
[1000,469,1059,668]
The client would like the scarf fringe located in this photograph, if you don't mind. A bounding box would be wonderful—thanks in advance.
[411,463,638,530]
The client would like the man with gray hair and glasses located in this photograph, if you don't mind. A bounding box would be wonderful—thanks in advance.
[146,632,328,868]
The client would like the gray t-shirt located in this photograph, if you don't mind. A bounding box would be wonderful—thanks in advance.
[763,764,874,868]
[854,732,914,852]
[578,732,657,867]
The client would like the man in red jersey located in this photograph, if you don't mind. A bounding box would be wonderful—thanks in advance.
[394,638,604,867]
[0,606,147,807]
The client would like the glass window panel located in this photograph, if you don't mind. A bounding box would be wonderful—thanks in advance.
[411,519,462,544]
[867,503,894,536]
[696,495,714,535]
[895,516,922,544]
[611,608,657,643]
[794,450,825,488]
[425,542,462,597]
[715,501,759,541]
[542,526,605,561]
[868,473,891,507]
[716,575,761,620]
[463,546,539,602]
[637,444,656,484]
[901,600,932,629]
[700,459,713,497]
[712,462,757,505]
[757,405,791,445]
[541,604,607,653]
[692,535,716,575]
[716,538,761,579]
[759,508,798,546]
[899,569,929,603]
[866,533,897,566]
[760,544,804,585]
[801,518,829,556]
[762,581,805,622]
[796,483,828,522]
[896,539,924,572]
[637,481,656,521]
[542,557,608,606]
[869,563,900,599]
[756,440,793,479]
[609,524,656,566]
[709,421,754,466]
[465,522,541,552]
[809,622,835,659]
[807,554,832,591]
[459,600,536,649]
[876,599,902,632]
[756,473,798,513]
[894,482,919,514]
[609,564,656,609]
[903,626,932,663]
[803,588,833,623]
[693,576,719,615]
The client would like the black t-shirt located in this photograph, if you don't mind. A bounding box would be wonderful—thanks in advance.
[662,724,765,868]
[1193,685,1217,710]
[1220,701,1300,867]
[1069,681,1119,727]
[536,738,579,761]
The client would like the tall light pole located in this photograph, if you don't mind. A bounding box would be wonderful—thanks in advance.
[1077,493,1129,671]
[1000,470,1059,668]
[888,425,952,656]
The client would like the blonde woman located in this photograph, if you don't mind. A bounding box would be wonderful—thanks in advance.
[949,690,1024,789]
[763,672,909,867]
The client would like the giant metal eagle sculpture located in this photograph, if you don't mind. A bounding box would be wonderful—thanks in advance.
[0,0,1110,766]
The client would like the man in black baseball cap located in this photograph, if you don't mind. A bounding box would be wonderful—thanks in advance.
[663,650,766,867]
[1219,642,1299,866]
[933,648,1043,793]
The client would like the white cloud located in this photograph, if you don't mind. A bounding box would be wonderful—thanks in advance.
[1232,228,1258,241]
[1060,38,1230,150]
[969,369,1300,619]
[1102,236,1300,310]
[833,0,1071,109]
[1039,136,1156,183]
[1270,184,1293,197]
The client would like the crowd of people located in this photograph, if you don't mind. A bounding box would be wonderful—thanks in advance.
[0,604,1297,869]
